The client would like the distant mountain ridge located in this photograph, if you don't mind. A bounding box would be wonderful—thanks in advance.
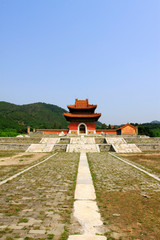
[0,101,68,132]
[151,120,160,124]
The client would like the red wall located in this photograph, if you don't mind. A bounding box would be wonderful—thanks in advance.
[37,129,68,134]
[69,122,96,130]
[96,129,117,134]
[121,126,136,135]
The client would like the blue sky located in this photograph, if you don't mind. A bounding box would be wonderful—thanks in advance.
[0,0,160,124]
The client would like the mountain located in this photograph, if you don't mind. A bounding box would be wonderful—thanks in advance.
[151,120,160,124]
[0,101,68,133]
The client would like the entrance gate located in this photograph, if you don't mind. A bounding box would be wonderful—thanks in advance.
[79,124,86,134]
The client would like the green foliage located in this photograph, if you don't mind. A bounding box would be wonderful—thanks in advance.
[0,128,19,137]
[101,123,107,129]
[0,101,68,134]
[151,129,160,137]
[138,123,160,137]
[96,121,102,128]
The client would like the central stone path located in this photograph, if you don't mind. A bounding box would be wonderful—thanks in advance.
[68,153,106,240]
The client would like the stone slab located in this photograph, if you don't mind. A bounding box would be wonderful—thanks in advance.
[68,235,106,240]
[10,224,24,230]
[29,229,46,234]
[75,184,96,200]
[74,200,103,229]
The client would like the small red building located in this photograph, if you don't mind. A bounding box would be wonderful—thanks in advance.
[64,99,101,135]
[116,123,138,135]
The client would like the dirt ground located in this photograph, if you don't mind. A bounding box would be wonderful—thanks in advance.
[0,151,49,181]
[0,152,49,166]
[0,152,79,240]
[88,152,160,240]
[119,152,160,177]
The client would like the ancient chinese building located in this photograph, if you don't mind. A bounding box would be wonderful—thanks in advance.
[36,99,138,135]
[63,99,101,135]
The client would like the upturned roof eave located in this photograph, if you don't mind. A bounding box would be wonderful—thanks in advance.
[63,113,101,118]
[67,104,97,110]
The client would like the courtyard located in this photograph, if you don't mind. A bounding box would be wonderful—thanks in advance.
[0,141,159,239]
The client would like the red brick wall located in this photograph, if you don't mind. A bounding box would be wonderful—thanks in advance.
[68,122,79,130]
[121,126,136,135]
[69,122,96,131]
[37,129,68,134]
[96,129,117,134]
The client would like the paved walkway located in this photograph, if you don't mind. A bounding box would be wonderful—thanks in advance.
[109,152,160,182]
[0,153,57,186]
[68,153,106,240]
[0,153,79,240]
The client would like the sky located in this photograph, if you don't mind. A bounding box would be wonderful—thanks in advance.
[0,0,160,124]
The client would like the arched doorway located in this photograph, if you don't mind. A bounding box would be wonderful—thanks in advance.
[79,123,86,134]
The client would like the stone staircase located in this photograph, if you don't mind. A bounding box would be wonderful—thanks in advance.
[40,138,59,144]
[105,137,126,144]
[68,137,99,152]
[112,143,141,153]
[70,137,95,144]
[67,144,99,152]
[106,137,141,153]
[26,144,54,152]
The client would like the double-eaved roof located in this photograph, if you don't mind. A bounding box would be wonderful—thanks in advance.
[64,99,101,122]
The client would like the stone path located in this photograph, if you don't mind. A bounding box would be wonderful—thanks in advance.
[0,153,79,239]
[109,152,160,182]
[88,152,160,192]
[0,153,57,186]
[87,152,160,239]
[68,153,106,240]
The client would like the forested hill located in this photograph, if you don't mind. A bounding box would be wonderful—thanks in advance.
[0,101,68,133]
[0,101,159,137]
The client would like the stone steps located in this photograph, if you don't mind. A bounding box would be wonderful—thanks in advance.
[71,137,95,144]
[26,144,54,152]
[40,138,59,144]
[112,143,141,153]
[105,137,126,144]
[67,144,99,152]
